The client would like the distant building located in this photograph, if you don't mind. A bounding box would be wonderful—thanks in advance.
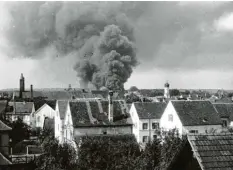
[129,102,167,146]
[160,100,223,135]
[5,102,35,125]
[212,103,233,128]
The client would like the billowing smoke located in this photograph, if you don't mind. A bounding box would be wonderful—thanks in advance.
[1,2,138,91]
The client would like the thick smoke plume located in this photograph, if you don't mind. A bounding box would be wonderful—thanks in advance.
[1,2,138,91]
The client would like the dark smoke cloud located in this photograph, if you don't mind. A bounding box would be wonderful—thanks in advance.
[2,1,138,91]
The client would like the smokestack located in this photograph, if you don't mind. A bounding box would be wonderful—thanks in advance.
[30,85,33,100]
[108,90,114,122]
[19,73,25,98]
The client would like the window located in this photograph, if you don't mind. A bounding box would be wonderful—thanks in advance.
[102,129,107,135]
[37,116,40,122]
[142,123,148,130]
[142,136,148,143]
[153,135,157,139]
[189,130,198,134]
[222,120,228,127]
[168,114,173,122]
[152,122,159,129]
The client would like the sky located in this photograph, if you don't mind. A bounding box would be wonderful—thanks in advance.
[1,1,233,90]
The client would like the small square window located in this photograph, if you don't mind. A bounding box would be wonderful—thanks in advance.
[153,135,157,139]
[168,114,173,122]
[143,123,148,130]
[189,130,198,134]
[222,120,228,127]
[152,123,159,129]
[142,136,148,143]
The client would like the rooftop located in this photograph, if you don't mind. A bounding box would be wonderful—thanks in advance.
[188,133,233,170]
[133,102,167,119]
[171,100,222,126]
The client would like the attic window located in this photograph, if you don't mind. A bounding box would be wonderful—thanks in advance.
[168,114,173,122]
[202,118,208,122]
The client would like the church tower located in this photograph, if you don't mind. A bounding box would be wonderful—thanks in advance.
[164,81,170,98]
[19,73,25,98]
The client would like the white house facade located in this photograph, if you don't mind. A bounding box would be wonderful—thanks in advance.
[129,102,167,146]
[160,100,223,135]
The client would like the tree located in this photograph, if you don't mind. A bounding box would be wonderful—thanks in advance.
[34,135,77,170]
[129,86,139,92]
[76,135,141,170]
[170,89,180,96]
[125,93,141,103]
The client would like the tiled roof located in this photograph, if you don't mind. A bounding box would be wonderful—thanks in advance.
[134,102,167,119]
[0,100,7,113]
[213,103,233,121]
[214,97,233,104]
[33,99,56,111]
[0,152,11,165]
[0,120,11,131]
[8,102,34,114]
[69,100,131,127]
[171,100,222,126]
[188,133,233,170]
[58,100,68,119]
[15,90,107,100]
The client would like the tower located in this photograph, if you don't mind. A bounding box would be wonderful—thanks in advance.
[19,73,25,98]
[164,81,170,98]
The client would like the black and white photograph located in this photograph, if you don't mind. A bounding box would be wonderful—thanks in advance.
[0,1,233,170]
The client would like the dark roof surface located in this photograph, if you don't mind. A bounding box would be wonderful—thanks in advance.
[134,102,167,119]
[171,100,222,126]
[8,102,34,114]
[0,120,11,131]
[188,133,233,170]
[0,100,7,113]
[70,100,131,127]
[0,152,11,165]
[33,99,56,111]
[58,100,68,119]
[213,103,233,121]
[15,90,107,100]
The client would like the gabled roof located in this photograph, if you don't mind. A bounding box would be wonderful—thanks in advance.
[171,100,222,126]
[34,99,56,111]
[0,152,12,165]
[0,100,7,113]
[213,103,233,120]
[133,102,167,119]
[58,100,68,120]
[69,100,131,127]
[8,102,34,114]
[188,133,233,170]
[0,120,11,131]
[214,97,233,104]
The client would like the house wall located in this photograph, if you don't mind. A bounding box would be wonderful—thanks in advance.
[31,104,56,129]
[129,104,140,142]
[139,119,160,145]
[63,103,73,143]
[0,132,9,156]
[74,126,132,136]
[160,101,183,134]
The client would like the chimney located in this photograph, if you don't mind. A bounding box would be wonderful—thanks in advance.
[19,73,25,98]
[108,90,114,122]
[30,85,33,100]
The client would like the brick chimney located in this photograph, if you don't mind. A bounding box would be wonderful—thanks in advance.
[108,90,114,122]
[30,84,33,99]
[19,73,25,98]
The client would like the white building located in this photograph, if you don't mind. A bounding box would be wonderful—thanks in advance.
[164,82,170,99]
[160,100,223,135]
[31,102,62,142]
[6,102,35,125]
[129,102,167,145]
